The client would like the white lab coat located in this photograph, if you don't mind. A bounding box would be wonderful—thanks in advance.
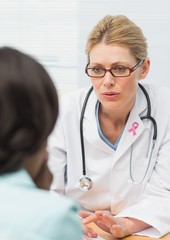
[48,83,170,238]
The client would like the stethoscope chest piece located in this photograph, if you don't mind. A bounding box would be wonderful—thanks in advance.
[79,176,93,191]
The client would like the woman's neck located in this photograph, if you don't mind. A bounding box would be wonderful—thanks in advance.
[98,100,135,144]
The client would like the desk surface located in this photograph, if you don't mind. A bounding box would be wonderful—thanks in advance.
[89,222,170,240]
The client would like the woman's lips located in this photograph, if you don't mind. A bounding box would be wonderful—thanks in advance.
[101,91,120,100]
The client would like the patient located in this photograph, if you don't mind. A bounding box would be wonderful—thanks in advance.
[0,47,82,240]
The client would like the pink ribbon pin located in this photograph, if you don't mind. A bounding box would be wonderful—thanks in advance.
[128,122,139,136]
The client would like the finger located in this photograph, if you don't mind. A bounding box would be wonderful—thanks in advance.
[102,213,116,223]
[82,213,101,224]
[95,210,111,215]
[79,210,92,218]
[95,221,111,233]
[110,224,124,238]
[83,224,98,238]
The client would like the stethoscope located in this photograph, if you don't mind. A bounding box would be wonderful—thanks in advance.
[78,83,157,191]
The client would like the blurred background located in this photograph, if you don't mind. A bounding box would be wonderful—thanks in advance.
[0,0,170,95]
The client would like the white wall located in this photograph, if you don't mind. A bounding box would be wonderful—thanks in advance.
[0,0,170,94]
[0,0,79,95]
[78,0,170,89]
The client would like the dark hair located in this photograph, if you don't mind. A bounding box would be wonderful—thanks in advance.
[0,47,58,174]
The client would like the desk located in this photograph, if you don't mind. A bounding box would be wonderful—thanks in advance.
[89,222,170,240]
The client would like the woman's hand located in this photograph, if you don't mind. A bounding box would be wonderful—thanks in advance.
[81,210,113,234]
[79,211,98,239]
[82,210,151,238]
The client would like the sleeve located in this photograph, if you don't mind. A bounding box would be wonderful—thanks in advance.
[52,202,83,240]
[48,116,67,194]
[116,115,170,238]
[36,196,83,240]
[60,205,83,240]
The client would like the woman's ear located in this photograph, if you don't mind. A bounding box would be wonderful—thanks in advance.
[140,58,150,80]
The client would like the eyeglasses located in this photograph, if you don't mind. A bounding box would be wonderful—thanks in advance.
[85,60,144,78]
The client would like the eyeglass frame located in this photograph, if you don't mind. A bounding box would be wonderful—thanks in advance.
[85,59,144,78]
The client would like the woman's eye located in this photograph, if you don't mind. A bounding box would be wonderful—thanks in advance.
[114,66,126,72]
[92,67,103,73]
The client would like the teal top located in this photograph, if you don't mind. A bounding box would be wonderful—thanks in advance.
[0,169,82,240]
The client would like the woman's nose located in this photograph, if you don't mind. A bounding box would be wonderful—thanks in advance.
[103,71,116,86]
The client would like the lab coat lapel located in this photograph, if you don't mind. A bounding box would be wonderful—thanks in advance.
[83,89,114,155]
[114,108,144,160]
[114,85,147,160]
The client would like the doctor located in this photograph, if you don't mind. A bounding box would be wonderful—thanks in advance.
[49,15,170,238]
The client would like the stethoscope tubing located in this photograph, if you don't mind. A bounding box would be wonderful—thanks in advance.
[139,83,157,140]
[79,83,157,187]
[80,86,93,176]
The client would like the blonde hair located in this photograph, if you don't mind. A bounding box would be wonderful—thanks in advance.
[86,15,148,62]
